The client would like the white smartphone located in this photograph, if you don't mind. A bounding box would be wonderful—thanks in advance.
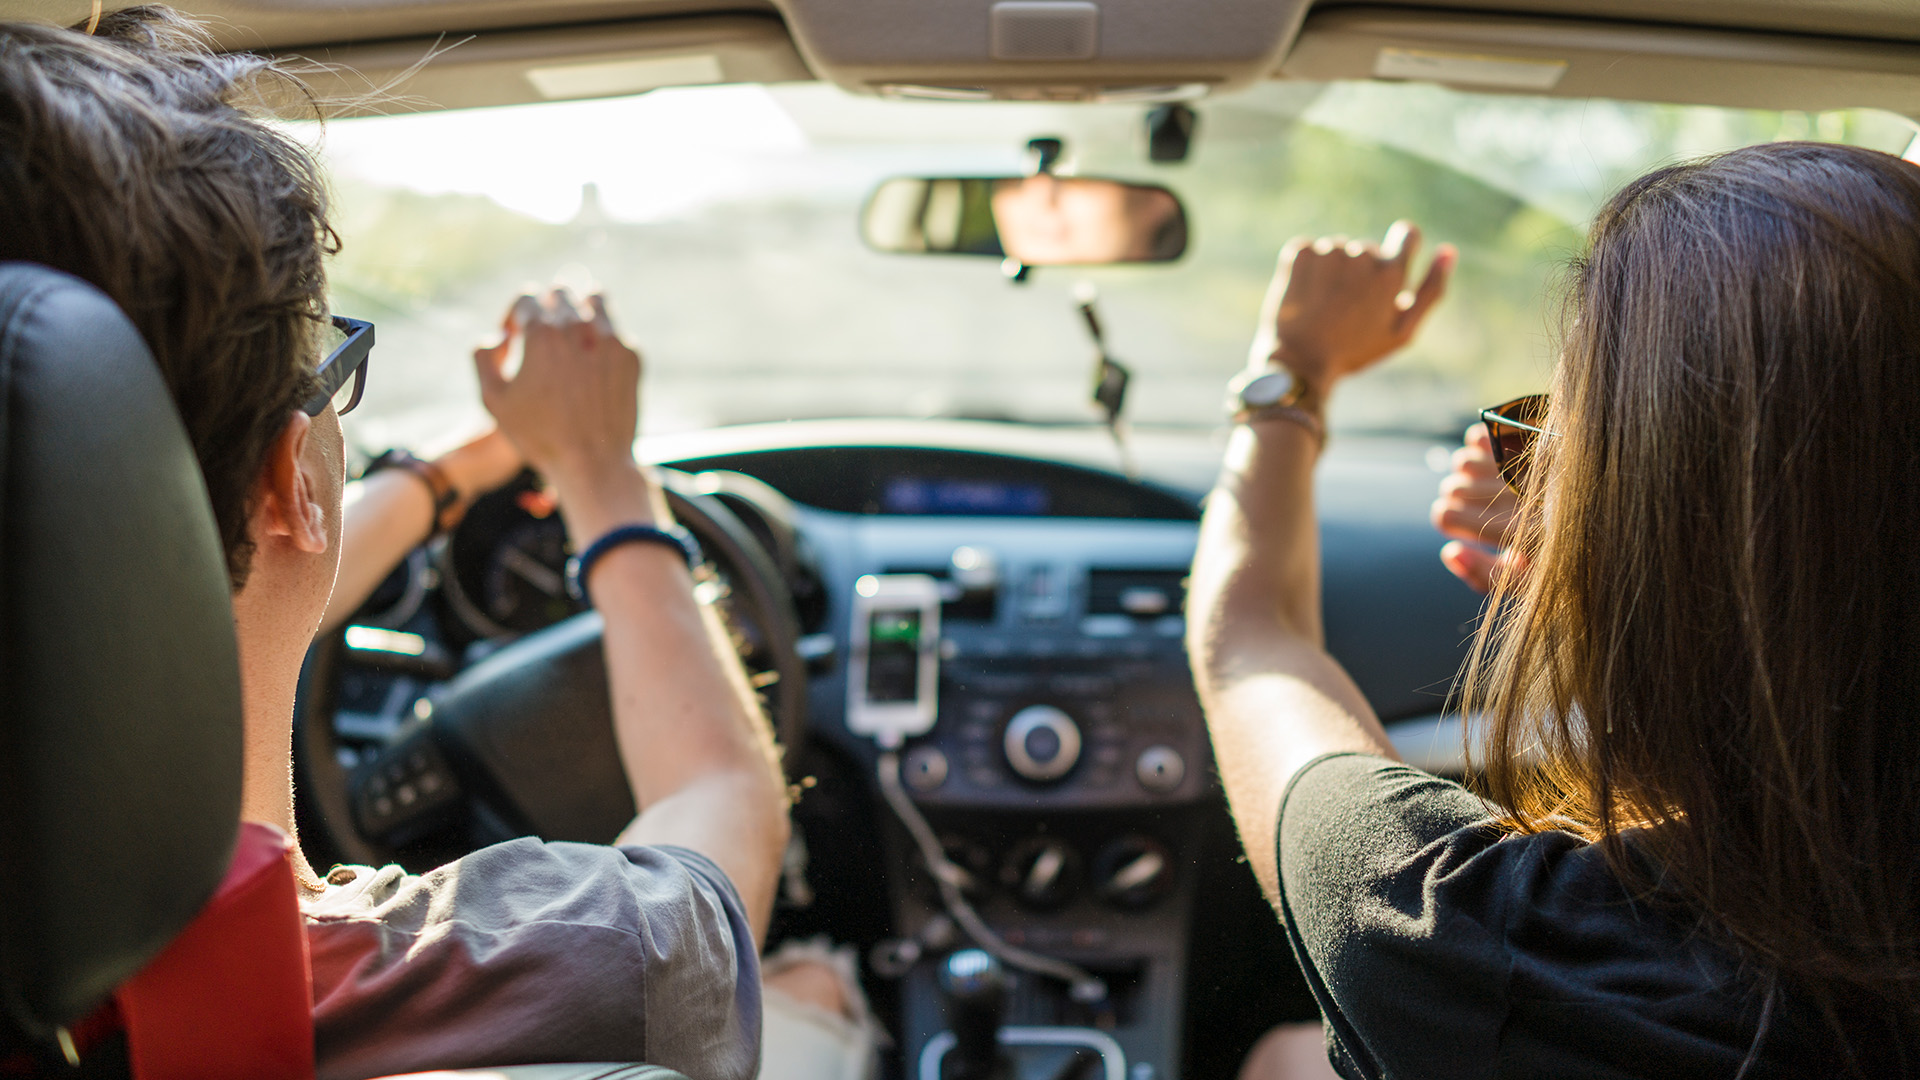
[846,574,943,747]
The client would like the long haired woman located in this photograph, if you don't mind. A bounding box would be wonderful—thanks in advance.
[1197,142,1920,1078]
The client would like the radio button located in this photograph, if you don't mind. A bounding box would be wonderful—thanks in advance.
[1136,745,1186,792]
[904,746,949,791]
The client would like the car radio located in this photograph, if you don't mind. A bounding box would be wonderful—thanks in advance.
[896,656,1206,810]
[853,548,1208,810]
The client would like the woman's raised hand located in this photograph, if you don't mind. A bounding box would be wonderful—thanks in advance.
[1252,220,1455,391]
[1430,422,1521,594]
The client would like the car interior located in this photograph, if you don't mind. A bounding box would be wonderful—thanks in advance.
[4,0,1920,1078]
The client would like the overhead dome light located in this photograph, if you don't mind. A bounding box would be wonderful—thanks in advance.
[782,0,1308,99]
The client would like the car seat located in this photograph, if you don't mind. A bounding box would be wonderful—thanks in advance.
[0,262,687,1080]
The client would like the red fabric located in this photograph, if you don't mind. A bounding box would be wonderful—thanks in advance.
[65,998,123,1056]
[113,822,315,1080]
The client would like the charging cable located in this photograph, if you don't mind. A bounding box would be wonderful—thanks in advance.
[877,750,1108,1004]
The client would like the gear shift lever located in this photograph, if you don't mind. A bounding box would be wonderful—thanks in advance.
[940,948,1011,1080]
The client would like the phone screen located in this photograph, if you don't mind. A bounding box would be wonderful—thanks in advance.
[864,609,923,704]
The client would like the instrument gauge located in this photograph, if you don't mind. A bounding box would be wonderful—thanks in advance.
[480,515,578,633]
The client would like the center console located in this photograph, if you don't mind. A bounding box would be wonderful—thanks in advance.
[815,515,1207,1080]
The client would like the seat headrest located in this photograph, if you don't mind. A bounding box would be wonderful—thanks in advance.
[0,263,244,1038]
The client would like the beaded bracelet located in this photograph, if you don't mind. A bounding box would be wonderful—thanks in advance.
[565,522,702,605]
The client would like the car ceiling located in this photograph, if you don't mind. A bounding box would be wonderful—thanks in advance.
[5,0,1920,55]
[2,0,1918,119]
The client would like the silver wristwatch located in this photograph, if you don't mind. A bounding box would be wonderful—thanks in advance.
[1226,368,1299,414]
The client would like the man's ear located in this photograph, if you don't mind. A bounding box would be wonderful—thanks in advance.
[254,411,330,555]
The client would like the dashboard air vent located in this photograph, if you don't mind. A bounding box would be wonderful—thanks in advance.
[882,566,998,622]
[1086,569,1186,618]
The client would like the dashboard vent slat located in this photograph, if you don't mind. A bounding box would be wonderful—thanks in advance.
[881,565,998,622]
[1086,569,1186,618]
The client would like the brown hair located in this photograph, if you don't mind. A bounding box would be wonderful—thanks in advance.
[0,5,336,589]
[1467,142,1920,1054]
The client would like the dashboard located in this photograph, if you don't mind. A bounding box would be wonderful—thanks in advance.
[663,424,1482,1080]
[307,419,1486,1080]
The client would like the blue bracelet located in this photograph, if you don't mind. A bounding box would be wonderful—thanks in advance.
[565,522,702,605]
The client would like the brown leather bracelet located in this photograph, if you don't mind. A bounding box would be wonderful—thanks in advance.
[363,449,460,538]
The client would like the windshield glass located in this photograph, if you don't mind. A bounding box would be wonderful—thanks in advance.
[298,81,1914,449]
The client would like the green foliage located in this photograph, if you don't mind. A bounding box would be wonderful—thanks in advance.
[1064,87,1915,430]
[325,177,567,319]
[1063,116,1584,428]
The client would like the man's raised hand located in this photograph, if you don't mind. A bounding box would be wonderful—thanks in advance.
[473,289,642,485]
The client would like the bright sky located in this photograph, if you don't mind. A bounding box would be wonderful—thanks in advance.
[293,85,814,222]
[290,84,1075,223]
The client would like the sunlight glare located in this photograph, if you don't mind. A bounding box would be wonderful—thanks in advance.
[299,85,811,223]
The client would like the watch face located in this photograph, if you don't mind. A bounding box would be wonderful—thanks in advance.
[1239,370,1295,409]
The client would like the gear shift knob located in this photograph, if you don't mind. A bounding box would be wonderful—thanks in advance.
[940,949,1010,1080]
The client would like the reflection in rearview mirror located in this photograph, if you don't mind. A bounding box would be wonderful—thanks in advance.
[862,176,1187,265]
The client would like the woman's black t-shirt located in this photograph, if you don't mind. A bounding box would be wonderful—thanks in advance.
[1274,753,1879,1079]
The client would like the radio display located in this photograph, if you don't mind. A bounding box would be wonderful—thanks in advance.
[882,477,1050,516]
[864,609,923,703]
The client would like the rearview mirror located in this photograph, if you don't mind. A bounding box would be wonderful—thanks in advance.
[861,176,1187,265]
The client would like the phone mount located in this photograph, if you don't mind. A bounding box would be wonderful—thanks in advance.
[845,573,944,748]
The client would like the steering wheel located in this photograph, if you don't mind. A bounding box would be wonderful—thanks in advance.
[294,468,808,867]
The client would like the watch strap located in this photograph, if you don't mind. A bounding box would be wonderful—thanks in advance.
[1227,365,1327,447]
[1235,402,1326,448]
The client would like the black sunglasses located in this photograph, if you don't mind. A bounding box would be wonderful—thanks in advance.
[302,315,375,417]
[1478,394,1553,494]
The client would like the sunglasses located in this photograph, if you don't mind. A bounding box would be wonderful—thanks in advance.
[1478,394,1553,494]
[302,315,375,417]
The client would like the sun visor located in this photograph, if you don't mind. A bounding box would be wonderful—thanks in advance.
[772,0,1310,101]
[274,14,811,115]
[1283,8,1920,119]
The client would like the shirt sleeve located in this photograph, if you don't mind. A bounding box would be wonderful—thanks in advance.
[306,838,761,1080]
[1274,753,1514,1080]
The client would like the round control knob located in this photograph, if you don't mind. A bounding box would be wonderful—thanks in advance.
[1000,837,1082,910]
[1003,705,1082,782]
[904,746,949,791]
[917,834,994,904]
[1136,745,1186,793]
[1093,836,1174,910]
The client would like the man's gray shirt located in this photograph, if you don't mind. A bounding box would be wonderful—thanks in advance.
[303,838,760,1080]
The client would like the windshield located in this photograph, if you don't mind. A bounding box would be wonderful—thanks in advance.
[299,80,1914,450]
